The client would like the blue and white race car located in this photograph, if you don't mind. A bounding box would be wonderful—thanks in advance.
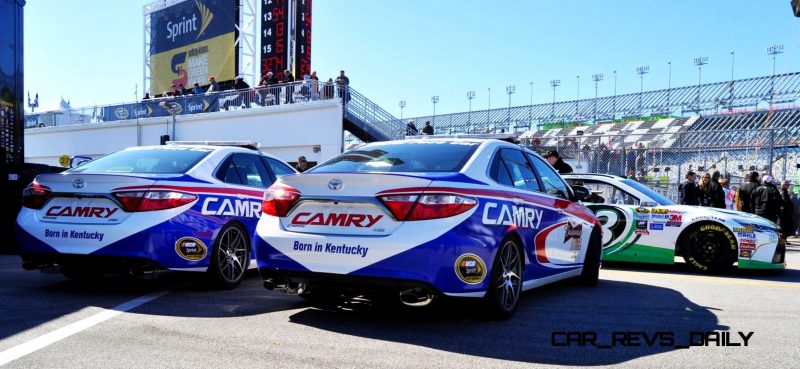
[15,142,296,288]
[254,136,602,319]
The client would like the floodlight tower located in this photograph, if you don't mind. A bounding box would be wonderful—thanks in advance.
[431,95,439,125]
[550,79,561,119]
[398,100,406,120]
[592,74,603,122]
[767,44,784,109]
[693,56,709,113]
[466,90,475,125]
[506,85,516,122]
[636,65,649,113]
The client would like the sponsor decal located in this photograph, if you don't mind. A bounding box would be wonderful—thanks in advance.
[733,226,754,233]
[291,240,369,258]
[739,250,752,258]
[290,212,382,228]
[649,223,664,231]
[739,241,756,251]
[736,232,756,239]
[482,202,545,229]
[564,223,583,251]
[201,197,261,218]
[650,208,669,214]
[44,206,119,219]
[44,228,105,242]
[175,237,207,261]
[635,220,649,235]
[454,253,487,284]
[114,107,130,120]
[666,213,683,227]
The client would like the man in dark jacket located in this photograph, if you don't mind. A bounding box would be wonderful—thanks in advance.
[544,150,573,174]
[679,171,700,206]
[421,121,434,135]
[736,171,760,213]
[751,175,782,222]
[779,180,795,238]
[709,171,726,208]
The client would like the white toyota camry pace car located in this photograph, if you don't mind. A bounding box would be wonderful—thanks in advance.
[254,137,602,319]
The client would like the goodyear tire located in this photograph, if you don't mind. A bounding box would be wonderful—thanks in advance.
[681,223,737,273]
[483,237,524,320]
[208,223,250,289]
[577,229,602,287]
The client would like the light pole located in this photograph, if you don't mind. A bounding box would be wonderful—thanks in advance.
[693,56,709,113]
[466,91,475,125]
[729,51,735,111]
[575,75,581,118]
[398,100,406,120]
[636,65,649,114]
[550,79,560,119]
[487,88,491,125]
[431,95,439,125]
[159,101,180,141]
[613,70,617,121]
[667,62,672,111]
[592,74,603,122]
[506,85,516,123]
[767,44,784,109]
[529,82,533,125]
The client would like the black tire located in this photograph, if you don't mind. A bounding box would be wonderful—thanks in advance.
[483,237,524,320]
[681,223,737,273]
[208,223,250,289]
[60,262,105,282]
[577,229,602,286]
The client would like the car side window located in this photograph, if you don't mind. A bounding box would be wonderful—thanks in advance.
[499,149,541,192]
[489,151,514,186]
[526,152,569,199]
[215,155,243,185]
[231,154,272,188]
[262,157,295,180]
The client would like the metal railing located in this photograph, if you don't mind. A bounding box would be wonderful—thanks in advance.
[343,87,405,141]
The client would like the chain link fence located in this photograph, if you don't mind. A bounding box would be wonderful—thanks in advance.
[520,128,800,201]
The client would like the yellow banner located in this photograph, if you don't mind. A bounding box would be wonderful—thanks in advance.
[149,32,236,95]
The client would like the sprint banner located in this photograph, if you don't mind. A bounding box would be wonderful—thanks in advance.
[148,0,238,95]
[101,95,219,122]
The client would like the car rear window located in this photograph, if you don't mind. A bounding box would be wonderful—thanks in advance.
[310,141,480,173]
[69,147,212,174]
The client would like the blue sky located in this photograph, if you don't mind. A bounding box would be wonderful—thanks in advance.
[23,0,799,117]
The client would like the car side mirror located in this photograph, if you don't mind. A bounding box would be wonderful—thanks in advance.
[572,185,590,202]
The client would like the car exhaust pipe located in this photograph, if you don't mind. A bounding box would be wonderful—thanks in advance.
[263,279,276,290]
[399,287,434,307]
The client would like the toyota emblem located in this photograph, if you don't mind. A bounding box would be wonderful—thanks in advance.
[72,178,85,189]
[328,178,343,191]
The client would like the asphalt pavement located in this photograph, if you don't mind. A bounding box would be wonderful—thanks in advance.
[1,243,799,369]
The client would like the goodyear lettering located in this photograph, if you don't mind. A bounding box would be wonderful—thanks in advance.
[44,206,118,219]
[481,202,544,229]
[166,14,198,42]
[290,212,383,228]
[201,197,261,218]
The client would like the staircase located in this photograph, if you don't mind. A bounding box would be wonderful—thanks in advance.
[342,87,405,142]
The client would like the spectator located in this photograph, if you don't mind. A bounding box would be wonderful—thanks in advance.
[323,78,335,99]
[179,83,188,96]
[709,170,726,208]
[697,172,715,207]
[191,82,203,95]
[207,76,220,94]
[310,71,320,101]
[751,175,781,222]
[793,192,800,236]
[736,171,760,213]
[406,120,418,136]
[142,93,151,101]
[171,84,181,97]
[282,69,295,104]
[544,150,573,174]
[295,156,309,173]
[720,178,735,210]
[300,74,312,100]
[265,71,280,105]
[679,170,700,206]
[779,180,795,239]
[635,142,646,174]
[336,70,350,103]
[421,120,434,135]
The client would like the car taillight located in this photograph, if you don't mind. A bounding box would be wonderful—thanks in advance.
[262,185,301,217]
[114,191,197,212]
[22,182,51,209]
[379,193,477,221]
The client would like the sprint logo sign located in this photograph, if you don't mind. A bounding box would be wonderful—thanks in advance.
[166,0,214,42]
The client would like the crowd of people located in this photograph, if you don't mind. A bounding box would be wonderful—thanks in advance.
[405,120,434,136]
[145,70,352,108]
[679,170,798,238]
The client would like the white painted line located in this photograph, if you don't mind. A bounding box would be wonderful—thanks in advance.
[0,290,171,366]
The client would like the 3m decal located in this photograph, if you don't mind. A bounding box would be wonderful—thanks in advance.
[175,237,207,261]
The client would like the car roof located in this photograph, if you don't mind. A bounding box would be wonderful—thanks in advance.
[562,173,628,181]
